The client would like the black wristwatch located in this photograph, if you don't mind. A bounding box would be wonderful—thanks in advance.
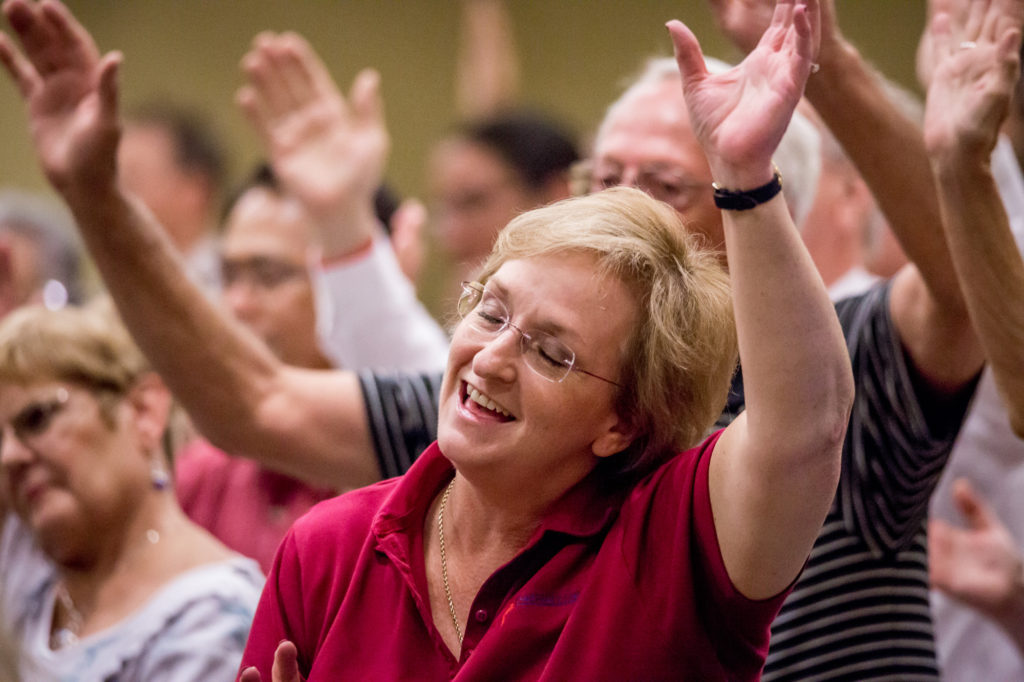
[712,168,783,211]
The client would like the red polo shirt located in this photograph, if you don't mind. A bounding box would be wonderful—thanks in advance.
[238,431,789,680]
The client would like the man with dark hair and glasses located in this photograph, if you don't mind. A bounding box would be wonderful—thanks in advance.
[173,163,444,573]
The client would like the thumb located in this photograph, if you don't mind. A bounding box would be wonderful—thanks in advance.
[952,477,996,531]
[238,666,263,682]
[97,50,122,121]
[666,20,708,92]
[350,68,384,126]
[272,640,301,682]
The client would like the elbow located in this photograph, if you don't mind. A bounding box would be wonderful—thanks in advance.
[830,367,856,451]
[801,365,853,479]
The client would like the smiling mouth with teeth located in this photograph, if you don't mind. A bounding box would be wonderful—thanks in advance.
[463,381,514,420]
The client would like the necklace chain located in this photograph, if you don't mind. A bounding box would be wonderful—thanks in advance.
[49,527,161,650]
[437,477,463,645]
[52,583,83,649]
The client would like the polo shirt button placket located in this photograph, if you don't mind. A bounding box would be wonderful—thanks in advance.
[474,609,489,624]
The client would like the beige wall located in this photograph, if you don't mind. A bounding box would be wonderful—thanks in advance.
[1,1,926,198]
[0,1,926,304]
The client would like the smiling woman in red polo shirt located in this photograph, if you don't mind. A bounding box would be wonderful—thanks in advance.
[225,2,853,680]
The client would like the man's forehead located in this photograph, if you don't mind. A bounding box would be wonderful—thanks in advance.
[594,80,705,170]
[224,191,312,251]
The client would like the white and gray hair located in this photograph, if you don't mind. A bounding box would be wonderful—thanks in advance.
[597,56,821,230]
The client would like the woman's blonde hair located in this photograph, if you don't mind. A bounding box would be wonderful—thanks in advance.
[475,186,737,480]
[0,298,150,424]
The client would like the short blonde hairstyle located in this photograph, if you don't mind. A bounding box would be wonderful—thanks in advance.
[476,187,737,479]
[0,299,150,422]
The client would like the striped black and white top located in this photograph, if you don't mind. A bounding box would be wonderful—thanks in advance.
[763,282,975,681]
[359,281,975,681]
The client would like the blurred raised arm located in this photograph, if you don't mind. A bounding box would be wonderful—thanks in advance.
[0,0,380,491]
[710,0,984,395]
[923,0,1024,438]
[456,0,520,119]
[669,0,853,599]
[237,32,449,371]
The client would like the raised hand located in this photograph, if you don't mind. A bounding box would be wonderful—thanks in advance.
[667,0,819,189]
[922,0,1023,162]
[708,0,844,64]
[706,0,777,55]
[0,0,122,197]
[929,479,1024,636]
[237,32,388,256]
[239,640,303,682]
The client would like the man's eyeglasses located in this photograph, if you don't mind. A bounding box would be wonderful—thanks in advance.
[0,387,70,452]
[221,257,307,290]
[573,160,711,211]
[457,281,621,387]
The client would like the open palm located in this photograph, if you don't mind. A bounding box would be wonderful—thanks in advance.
[922,0,1023,161]
[0,0,121,194]
[237,32,388,223]
[668,0,818,186]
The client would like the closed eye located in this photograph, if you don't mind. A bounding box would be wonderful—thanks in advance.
[474,310,505,327]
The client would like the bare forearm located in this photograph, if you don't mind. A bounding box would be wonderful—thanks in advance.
[714,192,851,597]
[63,185,380,488]
[932,160,1024,437]
[726,195,852,455]
[805,42,965,312]
[313,205,381,259]
[805,40,984,390]
[61,184,284,448]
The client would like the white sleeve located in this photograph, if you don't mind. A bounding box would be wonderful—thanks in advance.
[314,237,449,372]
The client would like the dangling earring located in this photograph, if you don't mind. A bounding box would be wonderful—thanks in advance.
[150,459,170,491]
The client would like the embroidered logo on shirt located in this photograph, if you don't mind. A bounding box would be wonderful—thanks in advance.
[501,591,580,626]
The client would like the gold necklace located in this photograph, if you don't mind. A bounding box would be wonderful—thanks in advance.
[437,477,463,645]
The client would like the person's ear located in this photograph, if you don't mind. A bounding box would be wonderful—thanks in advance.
[125,372,172,453]
[592,414,639,459]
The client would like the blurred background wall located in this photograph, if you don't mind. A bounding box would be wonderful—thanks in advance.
[0,0,926,301]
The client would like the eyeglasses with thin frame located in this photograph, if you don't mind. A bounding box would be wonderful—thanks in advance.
[0,387,70,452]
[457,281,621,387]
[221,256,307,290]
[574,159,711,211]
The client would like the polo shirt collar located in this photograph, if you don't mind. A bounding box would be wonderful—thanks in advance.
[371,442,626,546]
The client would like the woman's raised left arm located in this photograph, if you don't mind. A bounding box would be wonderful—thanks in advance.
[668,0,853,599]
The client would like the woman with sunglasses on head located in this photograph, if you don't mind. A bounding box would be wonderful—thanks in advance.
[0,301,263,681]
[0,0,850,679]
